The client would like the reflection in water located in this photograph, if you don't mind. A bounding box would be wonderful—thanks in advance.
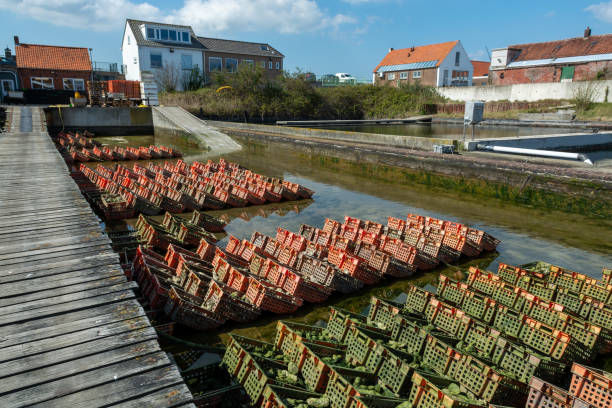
[305,123,578,140]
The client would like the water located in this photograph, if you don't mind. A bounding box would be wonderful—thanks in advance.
[303,122,578,140]
[92,133,611,344]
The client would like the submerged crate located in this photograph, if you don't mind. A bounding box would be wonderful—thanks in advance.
[568,363,612,407]
[368,296,421,331]
[403,284,437,315]
[408,371,487,408]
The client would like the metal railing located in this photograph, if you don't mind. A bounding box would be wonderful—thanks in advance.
[93,61,125,73]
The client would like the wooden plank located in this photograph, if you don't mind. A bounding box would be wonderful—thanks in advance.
[27,364,184,408]
[0,319,155,368]
[0,281,137,318]
[105,383,193,408]
[0,273,127,307]
[0,252,119,280]
[0,218,101,236]
[0,243,113,267]
[0,300,144,347]
[0,345,167,406]
[0,230,109,254]
[0,286,137,326]
[0,226,105,246]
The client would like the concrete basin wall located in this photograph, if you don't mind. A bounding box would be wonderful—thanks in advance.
[45,106,154,135]
[464,132,612,151]
[207,120,457,151]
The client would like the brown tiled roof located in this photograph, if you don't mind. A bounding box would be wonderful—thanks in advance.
[509,35,612,61]
[373,41,458,72]
[16,43,91,71]
[471,60,490,77]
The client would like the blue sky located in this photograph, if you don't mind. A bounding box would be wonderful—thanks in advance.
[2,0,612,80]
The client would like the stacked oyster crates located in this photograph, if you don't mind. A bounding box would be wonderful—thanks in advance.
[220,261,611,408]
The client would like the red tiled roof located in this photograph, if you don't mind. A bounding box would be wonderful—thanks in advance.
[471,60,490,77]
[373,41,458,72]
[16,43,91,71]
[509,34,612,62]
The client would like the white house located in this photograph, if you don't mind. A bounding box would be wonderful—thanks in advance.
[373,40,473,87]
[121,19,205,91]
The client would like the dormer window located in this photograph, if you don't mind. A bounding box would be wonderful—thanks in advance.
[260,45,269,51]
[143,25,190,44]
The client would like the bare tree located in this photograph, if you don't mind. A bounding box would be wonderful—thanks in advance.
[154,62,181,92]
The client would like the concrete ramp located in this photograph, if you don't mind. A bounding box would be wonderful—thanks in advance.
[152,106,241,153]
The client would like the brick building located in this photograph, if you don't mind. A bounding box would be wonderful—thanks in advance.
[14,37,91,92]
[471,60,490,86]
[490,28,612,85]
[372,40,473,87]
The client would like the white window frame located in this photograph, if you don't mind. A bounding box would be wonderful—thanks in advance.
[31,77,54,90]
[400,72,408,79]
[268,61,273,69]
[275,61,280,70]
[243,59,254,66]
[387,73,395,80]
[181,54,193,70]
[209,57,223,72]
[150,53,162,68]
[62,78,85,91]
[412,70,422,79]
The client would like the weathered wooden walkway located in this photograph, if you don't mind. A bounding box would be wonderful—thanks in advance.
[0,107,194,407]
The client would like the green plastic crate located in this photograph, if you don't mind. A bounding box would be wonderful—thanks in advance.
[580,278,612,304]
[368,296,407,330]
[261,384,324,408]
[345,324,390,367]
[426,298,472,339]
[438,275,468,306]
[328,307,390,344]
[408,371,487,408]
[404,285,436,314]
[325,366,380,408]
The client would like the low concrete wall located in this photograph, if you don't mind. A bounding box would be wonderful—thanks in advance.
[464,132,612,151]
[207,120,457,151]
[45,106,153,135]
[438,80,612,102]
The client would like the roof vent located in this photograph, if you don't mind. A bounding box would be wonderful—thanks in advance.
[410,46,415,51]
[13,36,19,45]
[584,26,591,38]
[389,47,394,52]
[4,47,11,58]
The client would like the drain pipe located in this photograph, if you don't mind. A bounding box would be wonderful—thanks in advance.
[476,144,593,165]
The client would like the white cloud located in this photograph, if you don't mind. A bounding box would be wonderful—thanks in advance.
[0,0,356,34]
[586,1,612,22]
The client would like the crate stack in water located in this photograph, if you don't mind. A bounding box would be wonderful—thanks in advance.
[129,211,499,333]
[219,260,611,408]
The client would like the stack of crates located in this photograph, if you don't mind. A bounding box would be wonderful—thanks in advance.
[407,371,487,408]
[327,307,390,344]
[294,340,346,393]
[274,321,344,364]
[403,284,436,314]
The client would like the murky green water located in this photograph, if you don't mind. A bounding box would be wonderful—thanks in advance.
[93,133,611,345]
[303,123,577,140]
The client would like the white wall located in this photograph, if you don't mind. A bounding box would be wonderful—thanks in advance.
[437,41,473,87]
[122,23,141,82]
[138,46,204,91]
[437,79,612,102]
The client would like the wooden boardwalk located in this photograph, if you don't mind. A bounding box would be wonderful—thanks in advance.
[0,107,194,407]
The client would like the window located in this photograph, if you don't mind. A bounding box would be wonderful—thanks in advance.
[169,30,177,41]
[412,70,422,79]
[400,72,408,79]
[147,28,155,39]
[150,53,162,68]
[133,57,137,64]
[31,77,53,89]
[209,57,222,72]
[387,73,395,80]
[260,45,269,51]
[182,32,189,42]
[275,61,280,70]
[63,78,85,91]
[160,29,168,40]
[127,35,131,45]
[243,59,254,66]
[261,61,266,68]
[455,51,460,66]
[268,61,273,69]
[561,66,575,81]
[225,58,238,73]
[181,54,193,70]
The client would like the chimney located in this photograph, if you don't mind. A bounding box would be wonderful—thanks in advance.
[584,26,591,38]
[410,46,415,51]
[4,47,11,59]
[389,47,394,52]
[13,36,19,45]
